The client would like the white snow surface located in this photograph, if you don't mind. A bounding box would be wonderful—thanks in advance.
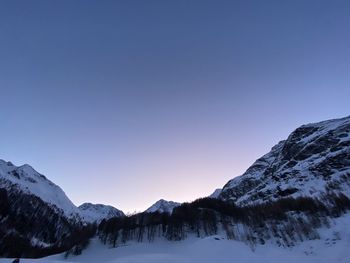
[2,212,350,263]
[145,199,180,214]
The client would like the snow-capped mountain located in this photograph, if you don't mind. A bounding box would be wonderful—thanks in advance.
[217,116,350,205]
[0,159,125,223]
[98,117,350,251]
[2,115,350,258]
[145,199,180,214]
[78,203,124,223]
[0,159,124,257]
[209,188,222,198]
[0,160,81,219]
[0,160,83,257]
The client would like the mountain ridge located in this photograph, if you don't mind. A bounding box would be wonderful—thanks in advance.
[1,115,350,258]
[217,115,350,205]
[0,159,124,257]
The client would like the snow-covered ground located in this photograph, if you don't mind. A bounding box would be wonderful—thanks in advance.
[2,213,349,263]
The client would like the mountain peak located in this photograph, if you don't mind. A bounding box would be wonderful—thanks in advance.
[218,115,350,205]
[145,199,180,214]
[78,203,124,223]
[0,159,80,218]
[0,159,125,223]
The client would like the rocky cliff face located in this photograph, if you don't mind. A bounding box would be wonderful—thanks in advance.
[218,116,350,205]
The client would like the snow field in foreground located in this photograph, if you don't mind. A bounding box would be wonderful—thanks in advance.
[1,212,350,263]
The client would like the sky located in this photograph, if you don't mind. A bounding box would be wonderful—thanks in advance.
[0,0,349,213]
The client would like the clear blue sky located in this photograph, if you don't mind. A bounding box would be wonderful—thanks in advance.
[0,0,349,212]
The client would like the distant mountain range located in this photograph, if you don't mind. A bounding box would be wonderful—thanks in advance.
[98,115,350,250]
[1,115,349,258]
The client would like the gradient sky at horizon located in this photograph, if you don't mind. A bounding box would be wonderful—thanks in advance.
[0,0,350,212]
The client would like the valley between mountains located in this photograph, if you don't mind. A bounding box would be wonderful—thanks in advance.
[1,116,349,262]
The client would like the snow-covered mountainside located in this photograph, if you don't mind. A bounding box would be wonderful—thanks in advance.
[0,159,81,219]
[146,199,180,214]
[98,116,350,251]
[209,188,222,198]
[2,115,350,259]
[218,116,350,205]
[79,203,124,223]
[0,159,124,223]
[0,159,122,257]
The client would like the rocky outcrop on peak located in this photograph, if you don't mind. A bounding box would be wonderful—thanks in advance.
[218,116,350,205]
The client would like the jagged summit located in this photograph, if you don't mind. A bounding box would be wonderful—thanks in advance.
[217,115,350,205]
[145,199,180,214]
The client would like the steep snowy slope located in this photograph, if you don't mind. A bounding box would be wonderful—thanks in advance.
[78,203,124,223]
[146,199,180,214]
[0,160,125,222]
[0,159,123,257]
[218,116,350,205]
[0,160,81,219]
[209,188,222,198]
